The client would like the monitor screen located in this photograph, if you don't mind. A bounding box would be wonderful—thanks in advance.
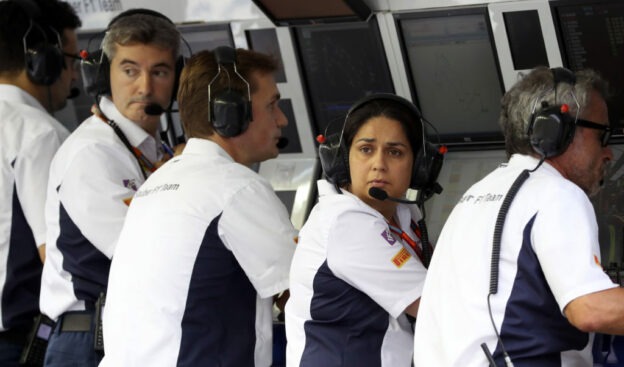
[246,28,287,83]
[252,0,371,26]
[504,10,549,70]
[551,0,624,137]
[177,23,233,53]
[395,7,505,148]
[293,18,395,137]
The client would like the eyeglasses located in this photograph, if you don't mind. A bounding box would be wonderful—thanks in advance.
[576,118,612,147]
[62,52,82,70]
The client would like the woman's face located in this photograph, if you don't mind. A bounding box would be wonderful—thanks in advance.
[347,116,414,219]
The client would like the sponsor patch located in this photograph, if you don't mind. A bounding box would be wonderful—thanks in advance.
[123,179,138,191]
[381,229,396,245]
[392,247,411,268]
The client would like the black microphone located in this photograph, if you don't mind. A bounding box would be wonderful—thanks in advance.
[144,103,164,116]
[68,87,80,99]
[277,137,288,149]
[368,187,419,204]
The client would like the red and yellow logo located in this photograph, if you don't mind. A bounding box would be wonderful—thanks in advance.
[392,247,411,268]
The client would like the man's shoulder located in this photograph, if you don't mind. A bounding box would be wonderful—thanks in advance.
[61,116,122,150]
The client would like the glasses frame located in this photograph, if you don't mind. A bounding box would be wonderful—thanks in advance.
[576,118,612,147]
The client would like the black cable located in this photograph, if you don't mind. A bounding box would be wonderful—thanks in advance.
[485,167,535,367]
[418,218,432,268]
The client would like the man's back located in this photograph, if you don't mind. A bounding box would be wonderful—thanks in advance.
[0,85,68,334]
[414,154,614,366]
[101,138,297,367]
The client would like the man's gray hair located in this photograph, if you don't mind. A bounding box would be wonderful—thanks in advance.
[499,66,609,158]
[102,13,180,61]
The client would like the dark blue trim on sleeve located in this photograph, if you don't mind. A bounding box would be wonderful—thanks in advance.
[176,213,258,367]
[300,261,388,367]
[493,214,587,366]
[57,203,111,307]
[3,183,42,330]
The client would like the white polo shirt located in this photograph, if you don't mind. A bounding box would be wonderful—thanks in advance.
[0,84,69,332]
[286,180,427,367]
[41,97,161,320]
[414,154,617,366]
[99,138,297,367]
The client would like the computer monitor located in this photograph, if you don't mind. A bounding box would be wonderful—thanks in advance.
[177,23,233,53]
[246,28,287,83]
[292,18,395,137]
[251,0,372,26]
[395,7,505,148]
[551,0,624,138]
[503,10,549,70]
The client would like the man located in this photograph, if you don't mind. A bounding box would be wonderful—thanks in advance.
[40,9,179,366]
[99,48,296,366]
[0,0,80,365]
[413,66,624,366]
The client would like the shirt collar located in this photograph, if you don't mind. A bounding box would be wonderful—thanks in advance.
[317,179,412,225]
[508,154,562,178]
[0,84,48,112]
[98,96,160,161]
[182,138,235,163]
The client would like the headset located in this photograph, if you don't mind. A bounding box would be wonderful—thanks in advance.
[207,46,253,138]
[12,0,65,86]
[317,93,445,193]
[80,8,188,104]
[527,67,579,158]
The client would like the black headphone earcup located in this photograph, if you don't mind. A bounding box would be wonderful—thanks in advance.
[25,43,64,85]
[528,106,576,158]
[318,133,350,187]
[211,89,252,137]
[80,49,110,97]
[411,142,444,190]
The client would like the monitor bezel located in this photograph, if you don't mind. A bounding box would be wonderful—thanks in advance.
[550,0,624,142]
[291,17,396,139]
[394,6,506,150]
[251,0,372,27]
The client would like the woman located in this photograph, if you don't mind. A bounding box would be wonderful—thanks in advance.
[285,94,430,367]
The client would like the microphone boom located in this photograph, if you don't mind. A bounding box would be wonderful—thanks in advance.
[368,187,418,204]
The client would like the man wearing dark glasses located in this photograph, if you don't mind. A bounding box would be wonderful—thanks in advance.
[0,0,80,366]
[415,66,622,367]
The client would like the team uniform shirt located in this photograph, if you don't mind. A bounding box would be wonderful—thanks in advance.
[413,154,617,367]
[286,180,427,367]
[40,97,162,320]
[99,138,297,367]
[0,85,69,332]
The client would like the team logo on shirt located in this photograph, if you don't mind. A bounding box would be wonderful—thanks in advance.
[594,254,602,269]
[382,229,396,245]
[123,179,138,191]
